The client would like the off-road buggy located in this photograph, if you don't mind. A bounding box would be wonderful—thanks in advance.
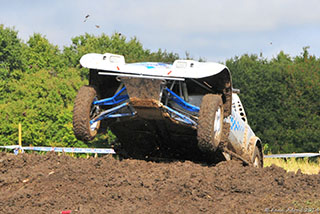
[73,53,263,167]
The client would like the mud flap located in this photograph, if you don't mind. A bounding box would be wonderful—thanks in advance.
[121,78,163,100]
[121,78,164,120]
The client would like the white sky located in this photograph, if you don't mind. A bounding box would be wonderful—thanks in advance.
[1,0,320,62]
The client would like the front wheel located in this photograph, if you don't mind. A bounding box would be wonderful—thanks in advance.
[197,94,224,153]
[73,86,101,141]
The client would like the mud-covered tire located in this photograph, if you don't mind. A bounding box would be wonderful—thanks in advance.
[197,94,224,153]
[252,146,263,168]
[73,86,101,141]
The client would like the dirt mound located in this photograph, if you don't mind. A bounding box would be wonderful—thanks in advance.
[0,152,319,214]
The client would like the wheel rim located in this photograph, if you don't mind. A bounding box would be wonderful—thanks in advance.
[214,107,222,138]
[253,156,260,167]
[90,121,99,131]
[90,97,100,131]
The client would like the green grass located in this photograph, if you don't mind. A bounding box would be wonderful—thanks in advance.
[264,157,320,174]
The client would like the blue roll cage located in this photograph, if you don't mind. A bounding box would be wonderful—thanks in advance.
[89,86,199,126]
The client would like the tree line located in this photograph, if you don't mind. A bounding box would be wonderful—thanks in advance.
[227,49,320,153]
[0,24,319,154]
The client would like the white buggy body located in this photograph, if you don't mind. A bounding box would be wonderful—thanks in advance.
[80,53,227,80]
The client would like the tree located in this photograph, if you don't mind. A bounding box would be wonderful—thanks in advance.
[0,68,86,147]
[24,33,66,73]
[226,49,320,153]
[0,25,26,103]
[0,25,26,73]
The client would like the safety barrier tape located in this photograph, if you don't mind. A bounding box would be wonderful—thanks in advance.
[0,145,116,154]
[1,145,319,158]
[264,153,320,158]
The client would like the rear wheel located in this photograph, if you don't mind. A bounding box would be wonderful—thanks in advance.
[252,146,263,168]
[197,94,224,153]
[73,86,101,141]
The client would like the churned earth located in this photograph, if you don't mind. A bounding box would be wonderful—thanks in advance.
[0,152,319,214]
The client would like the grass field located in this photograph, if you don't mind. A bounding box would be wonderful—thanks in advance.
[264,157,320,174]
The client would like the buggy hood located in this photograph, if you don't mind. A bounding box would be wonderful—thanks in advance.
[80,53,228,80]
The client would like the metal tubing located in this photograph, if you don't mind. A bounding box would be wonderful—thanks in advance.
[162,105,197,126]
[93,87,129,106]
[182,82,189,102]
[90,102,133,124]
[165,88,200,112]
[190,78,214,93]
[107,113,136,118]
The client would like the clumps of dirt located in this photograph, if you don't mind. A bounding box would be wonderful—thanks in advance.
[0,152,319,214]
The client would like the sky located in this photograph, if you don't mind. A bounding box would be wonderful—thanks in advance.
[1,0,320,62]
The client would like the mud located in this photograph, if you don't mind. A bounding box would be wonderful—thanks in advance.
[0,152,319,214]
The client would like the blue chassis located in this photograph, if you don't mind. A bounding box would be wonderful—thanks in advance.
[90,87,199,126]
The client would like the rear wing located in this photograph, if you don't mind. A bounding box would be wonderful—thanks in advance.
[80,52,228,80]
